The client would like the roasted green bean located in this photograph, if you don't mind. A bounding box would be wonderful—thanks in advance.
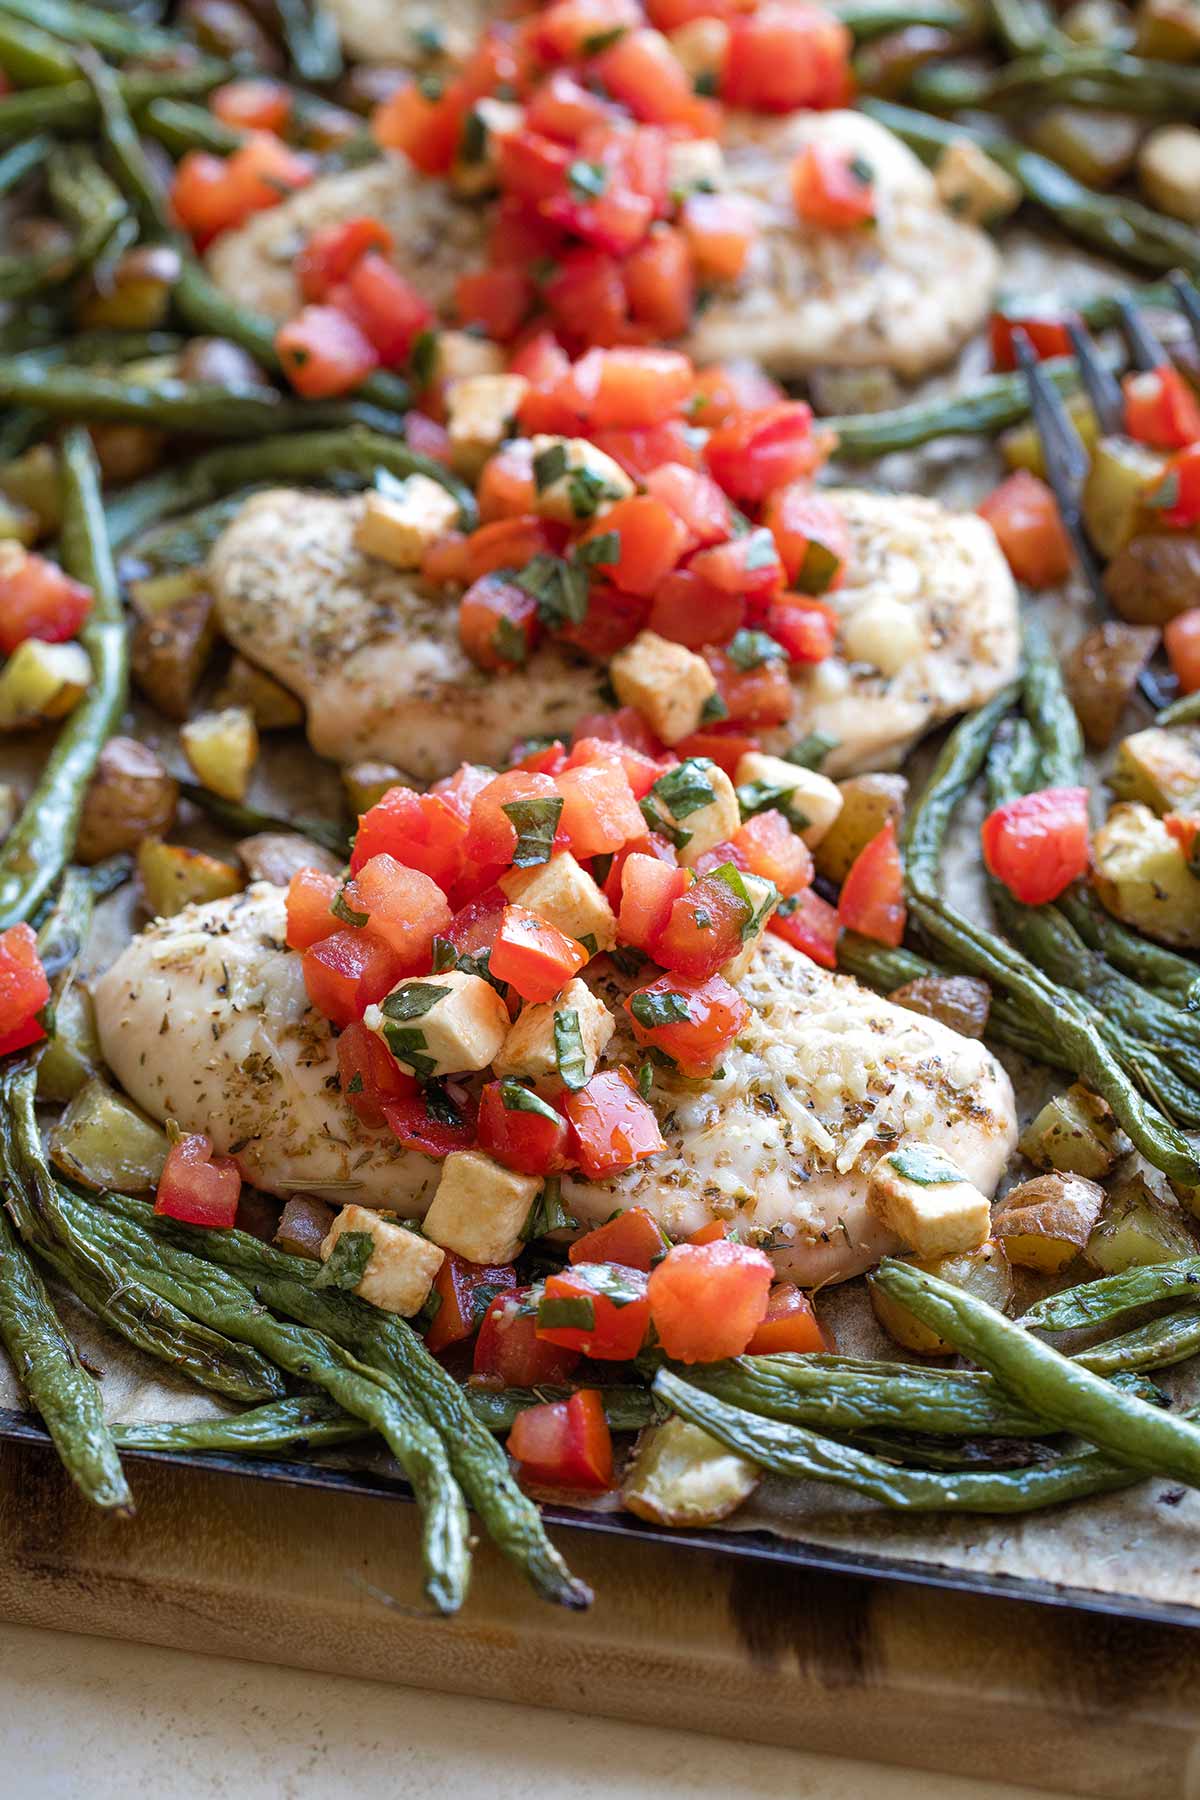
[1026,1258,1200,1332]
[0,64,227,141]
[178,781,351,859]
[114,1396,367,1457]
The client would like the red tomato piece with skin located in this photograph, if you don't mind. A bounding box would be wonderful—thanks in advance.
[432,763,500,825]
[564,736,662,800]
[0,1014,47,1058]
[689,528,783,598]
[454,265,533,341]
[680,191,757,281]
[602,828,677,908]
[331,252,432,365]
[591,421,705,482]
[556,583,650,660]
[0,922,49,1048]
[383,1085,478,1158]
[463,516,556,585]
[624,970,750,1076]
[623,226,694,336]
[508,1388,613,1490]
[0,554,92,654]
[705,646,794,728]
[643,463,731,546]
[838,821,906,946]
[336,1018,419,1127]
[556,759,645,856]
[791,142,875,231]
[477,441,537,522]
[509,328,572,388]
[763,485,850,592]
[474,1288,580,1384]
[569,1205,670,1271]
[458,573,543,671]
[656,867,752,977]
[981,787,1091,906]
[284,867,340,950]
[169,150,243,246]
[575,496,690,598]
[535,0,642,61]
[616,852,689,949]
[569,347,694,429]
[296,216,393,301]
[686,1220,728,1246]
[1123,366,1200,451]
[765,595,838,665]
[302,928,403,1027]
[690,361,784,429]
[571,706,664,756]
[647,1239,773,1362]
[988,309,1079,372]
[561,1067,665,1178]
[769,886,840,967]
[490,904,589,1002]
[596,27,718,133]
[544,248,629,348]
[747,1283,834,1354]
[276,305,378,397]
[536,1263,651,1360]
[424,1252,518,1355]
[497,127,573,203]
[734,809,813,896]
[405,412,451,464]
[526,69,620,142]
[673,727,759,778]
[225,133,312,216]
[1165,813,1199,859]
[1151,442,1200,528]
[722,3,853,110]
[977,470,1073,588]
[211,77,291,135]
[691,839,747,879]
[154,1133,242,1229]
[478,1078,571,1176]
[541,184,655,259]
[704,401,826,503]
[372,79,462,174]
[510,739,569,776]
[345,854,452,966]
[465,770,562,867]
[351,787,466,892]
[1165,608,1200,694]
[422,532,469,586]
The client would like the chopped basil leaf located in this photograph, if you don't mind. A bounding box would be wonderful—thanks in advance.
[408,329,438,389]
[431,936,459,973]
[568,464,618,520]
[736,779,811,834]
[567,159,608,199]
[331,884,368,929]
[577,932,598,957]
[796,538,841,595]
[346,1071,364,1094]
[708,860,755,925]
[785,731,838,769]
[609,945,647,979]
[741,531,779,573]
[314,1231,373,1291]
[726,627,785,670]
[554,1005,588,1091]
[537,1293,595,1333]
[381,982,447,1022]
[650,757,717,820]
[423,1083,463,1128]
[637,1060,654,1098]
[629,988,691,1029]
[503,793,563,867]
[569,1261,647,1307]
[533,442,568,491]
[494,614,530,666]
[416,72,443,100]
[888,1144,963,1186]
[522,1174,579,1241]
[639,795,691,850]
[581,22,626,51]
[574,529,620,567]
[693,69,717,94]
[381,1026,436,1080]
[412,1286,442,1332]
[516,552,589,628]
[500,1078,561,1125]
[699,690,729,725]
[460,108,487,164]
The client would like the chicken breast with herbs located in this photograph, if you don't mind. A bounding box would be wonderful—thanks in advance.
[325,0,492,65]
[93,888,1017,1286]
[686,110,1000,379]
[208,487,601,780]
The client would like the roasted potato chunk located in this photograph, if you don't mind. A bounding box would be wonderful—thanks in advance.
[1111,727,1200,815]
[1082,435,1167,559]
[622,1417,760,1528]
[181,705,258,803]
[1092,801,1200,948]
[0,639,90,730]
[237,832,343,886]
[1019,1082,1128,1179]
[131,589,217,721]
[342,759,406,815]
[138,838,244,917]
[813,773,907,884]
[1085,1169,1196,1273]
[868,1241,1013,1355]
[992,1173,1105,1274]
[889,973,990,1038]
[49,1076,169,1193]
[1104,534,1200,626]
[1066,623,1159,749]
[216,654,304,730]
[75,737,178,864]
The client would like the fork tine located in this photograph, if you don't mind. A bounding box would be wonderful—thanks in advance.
[1066,320,1124,435]
[1012,328,1108,604]
[1168,270,1200,355]
[1117,295,1167,371]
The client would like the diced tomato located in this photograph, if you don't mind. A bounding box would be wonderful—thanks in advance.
[544,248,629,348]
[0,922,49,1053]
[344,854,452,967]
[595,27,717,132]
[572,706,664,756]
[478,1077,571,1176]
[474,1287,580,1383]
[981,786,1091,905]
[1165,813,1200,859]
[978,471,1073,588]
[679,191,756,284]
[769,886,840,967]
[169,151,244,247]
[1150,441,1200,529]
[616,851,689,949]
[555,759,644,858]
[459,572,543,671]
[154,1133,242,1229]
[497,127,573,204]
[463,515,556,584]
[838,820,906,946]
[656,865,752,978]
[686,1220,729,1246]
[674,727,759,779]
[276,305,378,397]
[535,0,642,62]
[336,1018,419,1127]
[791,142,875,231]
[466,770,561,867]
[734,810,812,896]
[647,1239,772,1362]
[1165,608,1200,694]
[988,308,1079,373]
[510,328,572,388]
[543,182,655,260]
[723,3,852,110]
[211,78,290,135]
[383,1086,479,1158]
[603,830,676,912]
[331,252,432,365]
[705,402,827,504]
[285,867,340,951]
[406,411,452,464]
[566,347,695,430]
[561,1066,665,1178]
[526,69,620,142]
[690,360,783,429]
[569,1205,670,1271]
[643,463,730,547]
[556,583,649,659]
[574,495,689,598]
[1123,366,1200,452]
[624,970,749,1076]
[689,529,783,598]
[747,1282,833,1354]
[536,1263,650,1359]
[508,1387,613,1490]
[511,738,569,776]
[455,265,534,341]
[765,595,838,665]
[433,763,501,825]
[763,485,849,592]
[0,552,91,654]
[564,735,662,801]
[296,216,393,302]
[623,226,694,337]
[690,838,747,879]
[351,787,467,892]
[372,78,463,174]
[223,132,313,216]
[302,928,403,1027]
[705,645,793,728]
[491,904,588,1001]
[422,532,470,585]
[424,1253,518,1355]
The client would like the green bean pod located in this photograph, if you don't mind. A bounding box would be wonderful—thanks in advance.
[0,64,228,140]
[1074,1308,1200,1376]
[0,0,183,61]
[114,1396,367,1457]
[1025,1257,1200,1332]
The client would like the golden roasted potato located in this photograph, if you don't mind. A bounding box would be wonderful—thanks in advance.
[1001,392,1098,479]
[237,831,342,886]
[1136,0,1200,57]
[0,443,61,537]
[1066,622,1159,749]
[342,759,406,815]
[75,737,178,864]
[127,568,206,620]
[889,973,990,1038]
[812,773,907,884]
[1019,1082,1128,1179]
[868,1240,1013,1355]
[1138,124,1200,222]
[36,979,101,1105]
[180,705,258,802]
[1104,534,1200,626]
[215,654,304,730]
[49,1077,169,1194]
[1092,801,1200,948]
[78,244,182,332]
[1028,107,1141,188]
[0,639,90,730]
[0,493,38,546]
[1082,435,1167,559]
[131,589,218,721]
[274,1194,338,1260]
[138,838,244,917]
[992,1173,1105,1274]
[622,1417,760,1528]
[1111,727,1200,815]
[1085,1169,1196,1274]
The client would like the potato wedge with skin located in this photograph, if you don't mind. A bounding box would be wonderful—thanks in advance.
[1110,727,1200,815]
[622,1417,760,1528]
[216,653,305,730]
[181,705,259,803]
[131,589,217,721]
[992,1172,1105,1274]
[1081,435,1167,560]
[237,832,342,886]
[1092,801,1200,948]
[49,1076,169,1194]
[36,979,101,1105]
[0,639,90,730]
[868,1241,1013,1355]
[889,973,990,1038]
[75,737,178,864]
[138,838,244,918]
[1086,1169,1196,1274]
[342,759,407,815]
[1066,623,1159,750]
[1104,535,1200,626]
[812,773,907,884]
[1019,1082,1128,1180]
[127,568,206,621]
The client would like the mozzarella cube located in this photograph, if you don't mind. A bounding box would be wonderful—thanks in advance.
[735,751,844,848]
[610,630,717,746]
[842,596,925,678]
[720,871,779,982]
[354,477,460,571]
[423,1148,541,1265]
[665,131,726,195]
[365,970,508,1079]
[431,329,506,385]
[934,137,1020,225]
[529,435,635,524]
[451,97,524,196]
[646,759,740,867]
[446,373,529,476]
[493,976,614,1089]
[320,1204,444,1315]
[500,852,617,952]
[866,1143,991,1259]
